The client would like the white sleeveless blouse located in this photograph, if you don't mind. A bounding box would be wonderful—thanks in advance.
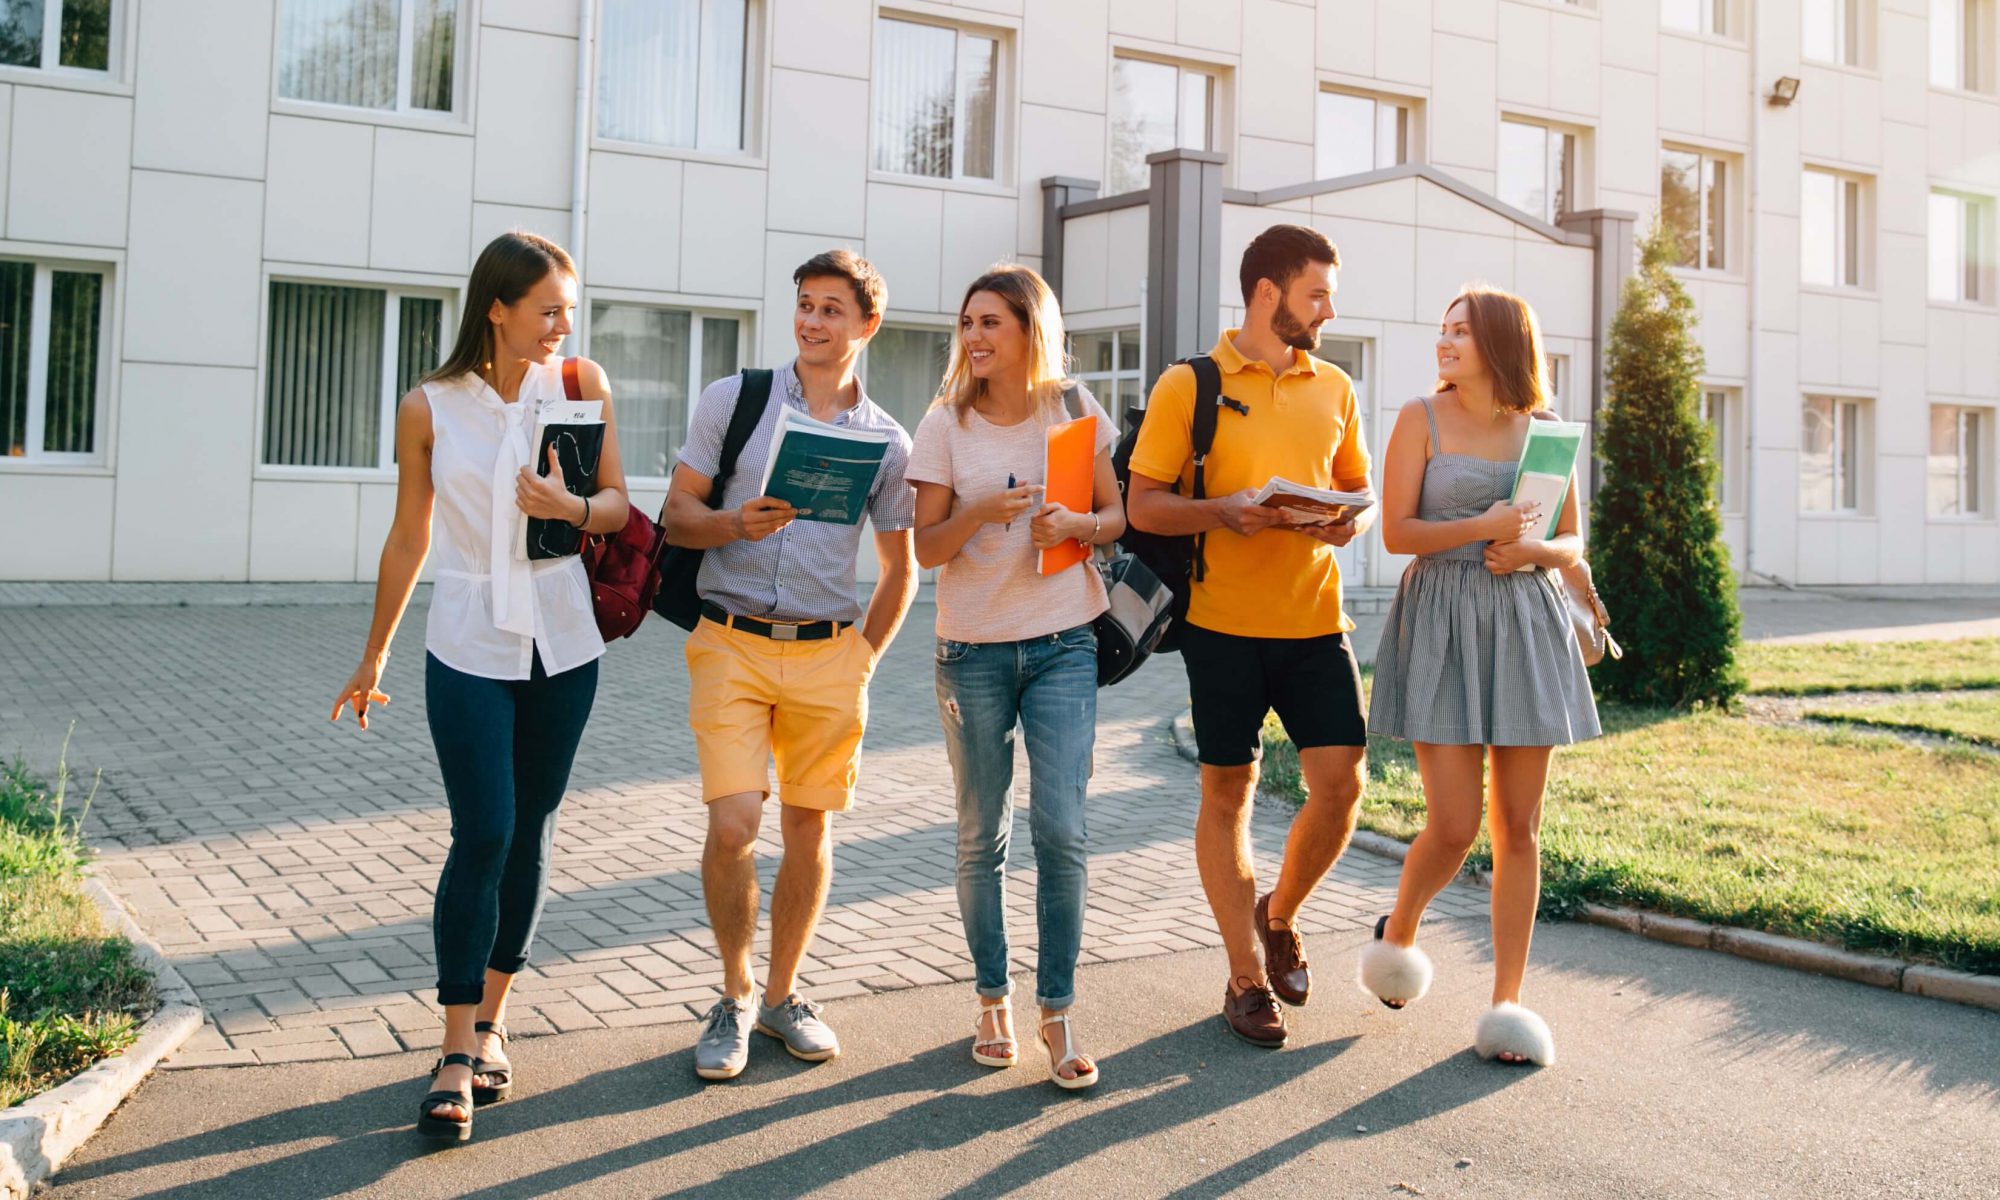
[422,362,605,680]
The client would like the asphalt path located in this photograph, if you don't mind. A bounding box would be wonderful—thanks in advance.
[49,915,2000,1199]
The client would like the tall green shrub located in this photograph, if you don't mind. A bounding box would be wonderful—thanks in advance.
[1590,221,1745,709]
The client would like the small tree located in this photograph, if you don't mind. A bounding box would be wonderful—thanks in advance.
[1590,221,1745,709]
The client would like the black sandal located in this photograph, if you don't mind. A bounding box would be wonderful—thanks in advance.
[472,1020,513,1105]
[417,1052,475,1143]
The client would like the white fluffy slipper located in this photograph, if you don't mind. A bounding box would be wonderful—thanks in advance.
[1474,1002,1556,1066]
[1357,938,1434,1007]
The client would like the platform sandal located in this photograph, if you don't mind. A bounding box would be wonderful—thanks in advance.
[1039,1011,1099,1091]
[972,998,1016,1068]
[472,1020,513,1105]
[417,1052,476,1143]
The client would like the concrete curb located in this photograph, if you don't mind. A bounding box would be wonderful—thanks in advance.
[1167,707,2000,1015]
[0,879,204,1200]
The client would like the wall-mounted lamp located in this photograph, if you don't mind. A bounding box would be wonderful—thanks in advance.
[1768,76,1802,106]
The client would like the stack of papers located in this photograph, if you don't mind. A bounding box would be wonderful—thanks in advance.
[1252,477,1374,525]
[757,407,890,525]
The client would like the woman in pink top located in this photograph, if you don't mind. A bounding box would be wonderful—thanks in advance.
[907,266,1125,1089]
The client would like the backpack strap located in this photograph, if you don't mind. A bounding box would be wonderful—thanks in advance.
[1061,382,1084,421]
[710,369,774,509]
[1185,354,1223,583]
[561,356,583,402]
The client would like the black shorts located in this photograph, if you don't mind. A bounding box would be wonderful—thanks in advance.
[1180,623,1367,767]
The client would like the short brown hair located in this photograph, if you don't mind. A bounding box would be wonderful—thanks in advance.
[1434,286,1550,414]
[1238,224,1340,305]
[794,249,887,321]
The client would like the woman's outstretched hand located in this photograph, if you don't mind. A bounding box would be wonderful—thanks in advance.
[331,658,391,730]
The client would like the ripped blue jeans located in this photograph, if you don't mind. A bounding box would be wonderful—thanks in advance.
[934,623,1096,1010]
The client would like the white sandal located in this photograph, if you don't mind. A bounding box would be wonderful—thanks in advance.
[972,999,1016,1068]
[1039,1011,1099,1091]
[1474,1002,1556,1067]
[1358,914,1434,1009]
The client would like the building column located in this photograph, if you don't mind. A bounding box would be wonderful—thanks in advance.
[1039,176,1100,305]
[1560,207,1639,492]
[1144,149,1228,387]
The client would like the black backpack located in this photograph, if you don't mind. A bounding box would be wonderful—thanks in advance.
[653,369,775,631]
[1109,355,1224,655]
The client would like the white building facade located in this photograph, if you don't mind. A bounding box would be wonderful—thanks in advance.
[1,0,1994,587]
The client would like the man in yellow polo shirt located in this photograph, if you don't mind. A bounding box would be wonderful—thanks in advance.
[1127,223,1376,1049]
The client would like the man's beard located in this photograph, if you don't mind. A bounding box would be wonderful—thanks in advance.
[1272,303,1321,352]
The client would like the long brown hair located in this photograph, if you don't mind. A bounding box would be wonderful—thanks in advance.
[934,265,1070,424]
[1434,286,1550,413]
[425,232,577,385]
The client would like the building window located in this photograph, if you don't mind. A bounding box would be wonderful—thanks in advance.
[597,0,748,152]
[1544,352,1574,418]
[1316,90,1410,180]
[276,0,461,116]
[1662,0,1730,36]
[1801,395,1867,513]
[0,0,112,72]
[1107,55,1217,195]
[1930,0,1993,91]
[1803,0,1870,67]
[1070,327,1144,416]
[860,324,951,437]
[1929,405,1987,516]
[262,282,447,468]
[0,258,109,464]
[1802,169,1868,288]
[872,14,1000,183]
[1499,118,1577,224]
[1702,387,1742,510]
[589,302,742,480]
[1929,190,1993,304]
[1662,147,1730,271]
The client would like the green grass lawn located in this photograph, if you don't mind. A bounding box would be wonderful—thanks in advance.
[1806,691,2000,748]
[0,757,153,1107]
[1255,639,2000,974]
[1740,638,2000,696]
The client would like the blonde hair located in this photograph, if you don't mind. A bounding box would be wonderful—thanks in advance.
[934,265,1072,423]
[1433,285,1551,414]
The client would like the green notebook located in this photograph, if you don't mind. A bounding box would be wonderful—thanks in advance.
[1508,419,1586,540]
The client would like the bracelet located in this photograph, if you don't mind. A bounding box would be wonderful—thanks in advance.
[365,644,392,663]
[1087,511,1101,545]
[572,495,591,530]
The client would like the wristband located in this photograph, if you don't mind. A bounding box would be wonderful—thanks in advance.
[572,495,591,530]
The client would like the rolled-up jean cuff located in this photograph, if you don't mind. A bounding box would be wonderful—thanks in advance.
[978,979,1012,1000]
[1036,992,1075,1012]
[486,957,527,976]
[437,981,485,1007]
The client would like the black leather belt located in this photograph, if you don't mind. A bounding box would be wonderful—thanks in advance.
[700,601,850,642]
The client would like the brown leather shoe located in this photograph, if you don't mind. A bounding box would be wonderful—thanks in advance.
[1221,977,1287,1048]
[1256,892,1311,1007]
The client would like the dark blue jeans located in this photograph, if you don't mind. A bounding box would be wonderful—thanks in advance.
[935,623,1097,1010]
[426,651,597,1006]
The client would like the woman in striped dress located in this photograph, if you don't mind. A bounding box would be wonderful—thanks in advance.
[1359,286,1600,1067]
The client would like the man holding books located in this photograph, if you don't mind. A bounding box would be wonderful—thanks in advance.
[1125,224,1377,1048]
[662,249,918,1081]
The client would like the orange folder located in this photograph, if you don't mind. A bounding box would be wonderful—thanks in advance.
[1039,414,1097,576]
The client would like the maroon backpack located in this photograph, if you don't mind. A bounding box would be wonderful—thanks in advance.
[562,358,670,641]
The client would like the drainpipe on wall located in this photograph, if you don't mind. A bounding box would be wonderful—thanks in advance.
[570,3,594,302]
[1742,0,1763,585]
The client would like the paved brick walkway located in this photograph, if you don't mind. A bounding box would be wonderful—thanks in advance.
[0,595,1478,1067]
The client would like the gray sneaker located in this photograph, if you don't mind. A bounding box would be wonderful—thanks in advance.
[694,997,752,1080]
[755,993,840,1062]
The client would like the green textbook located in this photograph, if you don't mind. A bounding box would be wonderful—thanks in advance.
[1508,419,1586,541]
[756,407,890,525]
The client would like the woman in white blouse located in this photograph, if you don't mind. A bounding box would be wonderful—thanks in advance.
[330,231,627,1143]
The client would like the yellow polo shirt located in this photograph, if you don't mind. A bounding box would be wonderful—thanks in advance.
[1127,331,1371,640]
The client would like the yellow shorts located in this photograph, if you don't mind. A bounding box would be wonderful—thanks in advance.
[684,616,878,812]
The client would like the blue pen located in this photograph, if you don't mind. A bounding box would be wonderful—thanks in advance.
[1005,473,1017,529]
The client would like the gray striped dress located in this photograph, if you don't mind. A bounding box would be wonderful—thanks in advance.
[1368,399,1601,747]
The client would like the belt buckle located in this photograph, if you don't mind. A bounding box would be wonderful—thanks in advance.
[771,622,799,642]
